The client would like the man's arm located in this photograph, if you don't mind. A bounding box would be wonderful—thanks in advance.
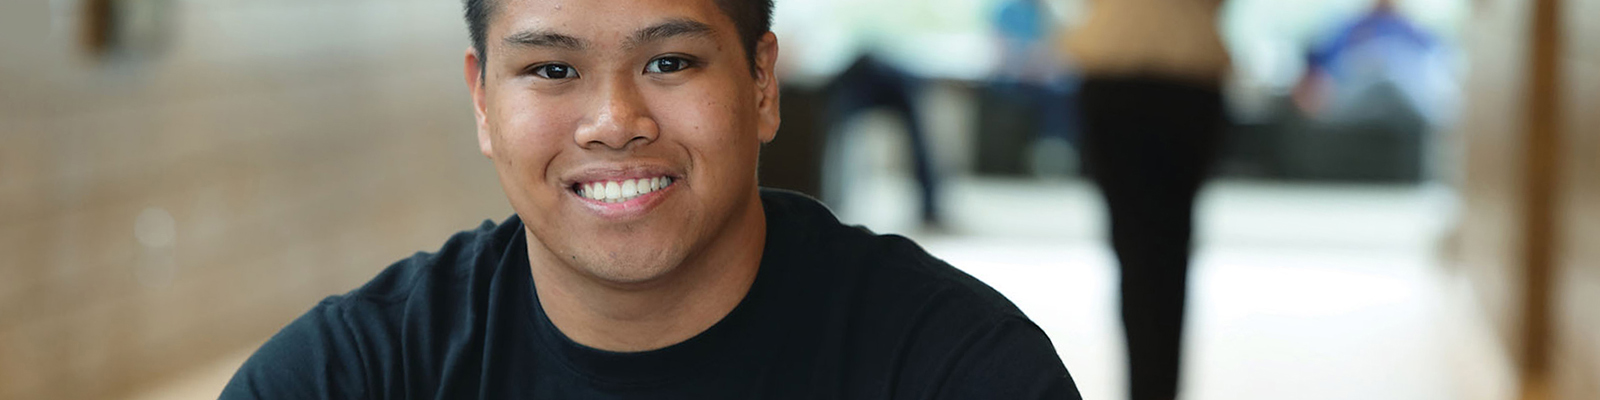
[932,316,1082,400]
[220,298,369,400]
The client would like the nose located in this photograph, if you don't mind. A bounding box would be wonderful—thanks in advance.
[574,78,659,151]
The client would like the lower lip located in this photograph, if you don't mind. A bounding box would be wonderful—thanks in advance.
[572,181,677,219]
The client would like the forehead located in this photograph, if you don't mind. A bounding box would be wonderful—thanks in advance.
[489,0,733,41]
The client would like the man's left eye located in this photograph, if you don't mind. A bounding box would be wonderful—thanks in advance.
[645,57,693,74]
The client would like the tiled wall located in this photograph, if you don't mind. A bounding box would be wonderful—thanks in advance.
[0,1,512,399]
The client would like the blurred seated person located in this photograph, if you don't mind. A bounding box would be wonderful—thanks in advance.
[1293,0,1456,127]
[995,0,1062,86]
[992,0,1079,174]
[823,53,945,227]
[219,0,1079,398]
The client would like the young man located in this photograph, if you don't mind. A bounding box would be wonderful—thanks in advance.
[220,0,1079,398]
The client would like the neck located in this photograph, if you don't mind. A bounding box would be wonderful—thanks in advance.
[527,192,766,352]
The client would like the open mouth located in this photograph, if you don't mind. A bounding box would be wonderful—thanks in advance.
[572,176,677,203]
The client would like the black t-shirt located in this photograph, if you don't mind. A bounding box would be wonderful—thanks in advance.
[221,189,1080,399]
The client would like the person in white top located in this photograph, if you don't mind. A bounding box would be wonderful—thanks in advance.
[1058,2,1230,400]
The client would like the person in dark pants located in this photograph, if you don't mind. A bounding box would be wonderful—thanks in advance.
[823,54,943,226]
[1063,1,1230,399]
[1080,79,1224,400]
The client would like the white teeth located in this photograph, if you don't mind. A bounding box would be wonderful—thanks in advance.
[621,180,638,197]
[580,176,674,203]
[605,181,621,201]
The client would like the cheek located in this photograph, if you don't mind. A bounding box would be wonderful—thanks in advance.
[490,94,578,189]
[653,86,757,157]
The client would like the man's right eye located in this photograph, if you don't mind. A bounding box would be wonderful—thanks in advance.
[530,64,578,80]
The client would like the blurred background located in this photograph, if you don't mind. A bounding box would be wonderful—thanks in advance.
[0,0,1595,399]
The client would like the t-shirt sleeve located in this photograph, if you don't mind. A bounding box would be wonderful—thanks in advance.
[934,317,1082,400]
[219,298,370,400]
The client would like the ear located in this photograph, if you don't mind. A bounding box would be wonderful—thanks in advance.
[465,48,495,158]
[752,32,781,144]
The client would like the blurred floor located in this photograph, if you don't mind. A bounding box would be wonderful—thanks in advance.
[127,174,1494,400]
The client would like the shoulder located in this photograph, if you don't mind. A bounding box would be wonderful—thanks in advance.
[758,189,1078,398]
[774,189,1024,315]
[341,216,519,305]
[221,216,523,399]
[308,215,521,349]
[760,188,1029,333]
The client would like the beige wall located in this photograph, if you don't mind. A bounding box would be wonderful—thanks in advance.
[1553,0,1600,398]
[1455,0,1534,375]
[1456,0,1600,399]
[0,1,510,399]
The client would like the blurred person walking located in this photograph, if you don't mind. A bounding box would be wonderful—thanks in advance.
[1060,1,1231,399]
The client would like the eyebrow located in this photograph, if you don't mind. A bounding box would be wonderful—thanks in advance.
[503,30,588,50]
[624,18,717,50]
[500,18,716,53]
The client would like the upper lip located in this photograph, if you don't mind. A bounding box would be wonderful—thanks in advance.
[560,163,684,188]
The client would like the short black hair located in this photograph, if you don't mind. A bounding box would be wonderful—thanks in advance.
[464,0,775,77]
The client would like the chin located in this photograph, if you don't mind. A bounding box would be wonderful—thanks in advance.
[561,229,692,285]
[579,253,684,285]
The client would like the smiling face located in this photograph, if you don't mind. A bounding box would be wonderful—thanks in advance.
[465,0,780,285]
